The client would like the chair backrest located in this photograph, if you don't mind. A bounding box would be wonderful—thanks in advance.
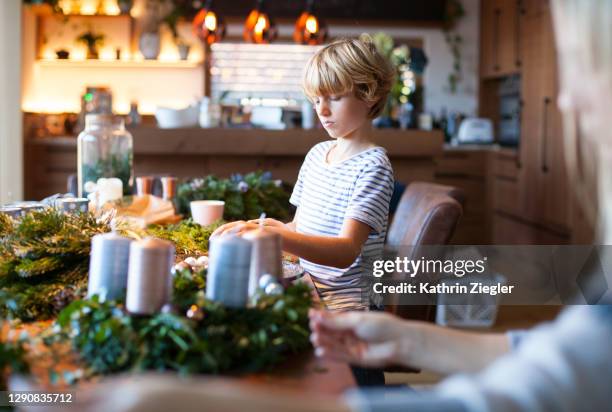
[387,182,464,247]
[384,182,464,321]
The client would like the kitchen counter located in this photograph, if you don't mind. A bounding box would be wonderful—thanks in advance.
[27,127,443,156]
[24,127,444,200]
[443,142,518,154]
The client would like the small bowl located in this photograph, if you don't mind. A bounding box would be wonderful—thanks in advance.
[155,105,199,128]
[190,200,224,226]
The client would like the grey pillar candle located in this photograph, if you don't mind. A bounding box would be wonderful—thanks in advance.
[88,232,132,300]
[126,237,175,315]
[206,234,252,308]
[242,229,282,297]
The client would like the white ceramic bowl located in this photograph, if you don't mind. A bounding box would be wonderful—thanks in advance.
[155,105,199,128]
[190,200,225,226]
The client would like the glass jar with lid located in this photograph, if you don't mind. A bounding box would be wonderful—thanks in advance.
[77,114,134,198]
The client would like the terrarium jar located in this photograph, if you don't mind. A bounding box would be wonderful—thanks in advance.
[77,114,134,198]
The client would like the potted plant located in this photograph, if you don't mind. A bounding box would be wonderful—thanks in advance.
[55,48,70,59]
[76,29,105,59]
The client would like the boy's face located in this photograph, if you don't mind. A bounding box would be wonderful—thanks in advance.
[313,92,371,139]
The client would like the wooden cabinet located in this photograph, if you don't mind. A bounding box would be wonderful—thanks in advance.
[434,149,490,244]
[481,0,523,78]
[480,0,497,78]
[484,0,572,244]
[518,0,570,232]
[492,212,569,244]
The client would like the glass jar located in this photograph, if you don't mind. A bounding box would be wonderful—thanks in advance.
[77,114,134,198]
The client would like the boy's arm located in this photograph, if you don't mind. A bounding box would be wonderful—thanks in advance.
[212,217,371,269]
[269,218,370,268]
[245,208,299,231]
[284,208,299,231]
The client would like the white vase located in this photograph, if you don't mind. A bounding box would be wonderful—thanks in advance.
[139,32,160,60]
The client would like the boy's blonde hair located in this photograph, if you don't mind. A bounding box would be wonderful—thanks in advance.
[302,34,395,119]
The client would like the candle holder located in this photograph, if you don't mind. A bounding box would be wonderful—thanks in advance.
[56,197,90,214]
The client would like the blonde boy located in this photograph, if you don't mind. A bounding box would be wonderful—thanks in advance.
[213,35,396,311]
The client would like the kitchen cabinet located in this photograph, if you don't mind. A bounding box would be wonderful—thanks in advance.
[518,0,570,232]
[492,212,569,244]
[484,0,572,243]
[435,149,490,244]
[481,0,523,78]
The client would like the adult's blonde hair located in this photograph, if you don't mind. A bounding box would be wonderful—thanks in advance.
[552,0,612,240]
[302,34,395,119]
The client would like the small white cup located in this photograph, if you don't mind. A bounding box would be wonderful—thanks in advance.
[190,200,225,226]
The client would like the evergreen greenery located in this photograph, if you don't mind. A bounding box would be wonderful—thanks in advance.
[0,292,31,392]
[0,337,29,391]
[146,219,221,258]
[176,171,293,221]
[0,209,111,321]
[43,268,311,380]
[81,152,133,196]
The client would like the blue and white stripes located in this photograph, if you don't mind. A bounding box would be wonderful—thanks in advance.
[290,141,394,311]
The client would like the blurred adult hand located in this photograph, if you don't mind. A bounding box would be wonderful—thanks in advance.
[309,309,417,368]
[310,308,509,374]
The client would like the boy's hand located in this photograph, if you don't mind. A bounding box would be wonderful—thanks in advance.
[210,220,260,238]
[246,218,285,228]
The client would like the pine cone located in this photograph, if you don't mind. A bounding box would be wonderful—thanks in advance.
[51,287,77,312]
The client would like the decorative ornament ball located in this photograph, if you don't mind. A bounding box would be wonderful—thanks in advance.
[186,304,204,321]
[258,273,276,290]
[172,261,191,276]
[196,255,209,267]
[184,256,198,267]
[161,304,176,314]
[264,282,283,296]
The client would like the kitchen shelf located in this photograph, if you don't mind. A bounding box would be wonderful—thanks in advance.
[36,59,202,69]
[30,4,129,17]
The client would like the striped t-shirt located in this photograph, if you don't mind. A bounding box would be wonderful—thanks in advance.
[289,140,394,311]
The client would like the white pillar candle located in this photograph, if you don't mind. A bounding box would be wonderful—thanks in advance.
[97,177,123,206]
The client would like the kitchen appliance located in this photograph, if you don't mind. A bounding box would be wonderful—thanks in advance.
[457,118,494,144]
[250,106,285,129]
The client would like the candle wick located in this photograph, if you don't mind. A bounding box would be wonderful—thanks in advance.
[259,212,266,228]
